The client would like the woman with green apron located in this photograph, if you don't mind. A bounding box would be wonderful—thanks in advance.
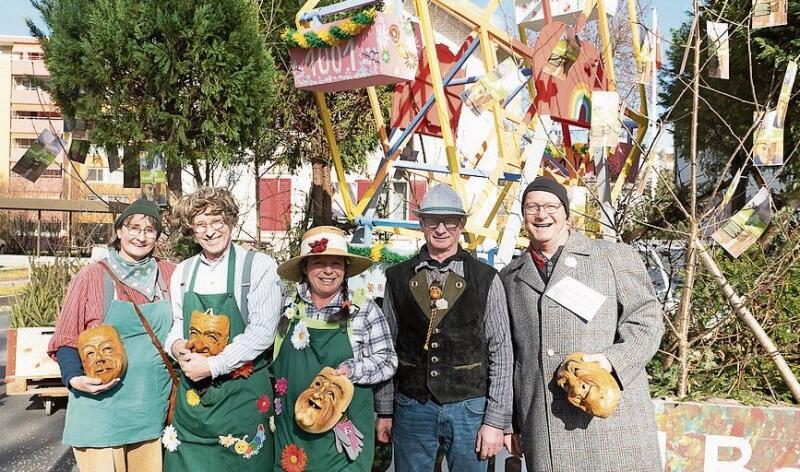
[274,226,397,471]
[163,187,283,471]
[49,199,176,472]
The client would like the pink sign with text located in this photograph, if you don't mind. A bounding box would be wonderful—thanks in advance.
[289,13,418,92]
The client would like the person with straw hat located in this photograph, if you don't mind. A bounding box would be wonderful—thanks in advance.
[374,184,513,472]
[273,226,397,471]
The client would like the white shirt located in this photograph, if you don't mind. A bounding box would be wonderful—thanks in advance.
[165,243,283,378]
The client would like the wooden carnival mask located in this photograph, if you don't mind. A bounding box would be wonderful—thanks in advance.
[77,325,127,384]
[556,352,621,419]
[186,309,230,357]
[295,367,354,434]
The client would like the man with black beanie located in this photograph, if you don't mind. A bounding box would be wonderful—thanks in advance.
[500,176,664,472]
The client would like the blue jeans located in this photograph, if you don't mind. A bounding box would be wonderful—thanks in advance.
[393,393,488,472]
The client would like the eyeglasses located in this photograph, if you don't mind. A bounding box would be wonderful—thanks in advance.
[421,217,463,231]
[193,220,227,235]
[123,224,158,240]
[524,203,563,215]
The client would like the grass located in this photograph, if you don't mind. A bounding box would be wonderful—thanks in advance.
[0,268,29,282]
[0,283,26,297]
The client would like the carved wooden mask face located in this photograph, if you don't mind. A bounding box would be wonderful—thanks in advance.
[556,353,621,419]
[295,367,354,433]
[186,310,230,357]
[77,325,127,384]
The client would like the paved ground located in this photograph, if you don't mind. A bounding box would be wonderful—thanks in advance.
[0,307,76,472]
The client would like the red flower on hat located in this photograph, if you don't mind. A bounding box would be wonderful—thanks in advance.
[308,238,328,253]
[281,444,308,472]
[256,394,271,413]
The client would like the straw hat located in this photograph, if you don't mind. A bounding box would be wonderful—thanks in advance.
[277,226,373,282]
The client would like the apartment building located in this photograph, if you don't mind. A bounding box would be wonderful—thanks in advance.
[0,35,64,203]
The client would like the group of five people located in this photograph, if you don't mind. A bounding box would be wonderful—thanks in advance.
[49,176,663,472]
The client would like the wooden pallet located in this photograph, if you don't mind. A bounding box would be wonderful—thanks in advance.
[4,327,68,415]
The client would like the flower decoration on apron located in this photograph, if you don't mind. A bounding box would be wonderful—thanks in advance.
[275,377,289,396]
[186,389,201,407]
[231,361,255,379]
[281,443,308,472]
[162,424,181,452]
[256,394,272,413]
[291,321,311,349]
[219,424,267,459]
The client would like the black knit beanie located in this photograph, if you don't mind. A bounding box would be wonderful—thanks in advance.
[521,176,570,217]
[114,198,163,233]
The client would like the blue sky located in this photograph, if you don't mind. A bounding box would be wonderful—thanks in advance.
[1,0,39,36]
[3,0,692,38]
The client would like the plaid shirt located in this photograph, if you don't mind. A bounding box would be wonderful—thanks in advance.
[285,283,397,386]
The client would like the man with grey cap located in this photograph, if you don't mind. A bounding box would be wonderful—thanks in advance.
[374,184,513,471]
[500,176,663,472]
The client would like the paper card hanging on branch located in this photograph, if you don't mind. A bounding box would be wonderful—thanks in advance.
[636,35,653,85]
[516,0,619,32]
[460,58,531,116]
[752,0,787,29]
[107,145,121,173]
[775,61,796,128]
[567,185,588,232]
[12,128,65,183]
[122,145,141,189]
[703,165,745,237]
[711,187,772,258]
[140,150,168,207]
[543,27,581,80]
[706,22,729,80]
[287,12,418,93]
[589,91,622,149]
[753,110,783,166]
[64,117,92,163]
[607,142,637,182]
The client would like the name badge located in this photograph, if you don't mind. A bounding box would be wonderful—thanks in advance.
[545,276,606,322]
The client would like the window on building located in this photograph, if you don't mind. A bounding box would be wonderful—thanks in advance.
[87,194,128,203]
[86,168,104,182]
[13,110,62,119]
[13,138,37,148]
[13,76,49,91]
[40,168,62,178]
[13,51,44,61]
[259,178,292,231]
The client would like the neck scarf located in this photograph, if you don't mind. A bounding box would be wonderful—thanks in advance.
[107,248,160,302]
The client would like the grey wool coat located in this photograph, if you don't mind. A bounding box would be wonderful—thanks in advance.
[500,232,664,472]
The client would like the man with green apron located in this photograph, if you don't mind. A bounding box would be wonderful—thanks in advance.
[274,226,397,471]
[164,187,283,471]
[50,199,176,472]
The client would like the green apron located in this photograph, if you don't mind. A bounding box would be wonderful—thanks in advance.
[271,296,375,471]
[63,271,172,447]
[163,248,275,471]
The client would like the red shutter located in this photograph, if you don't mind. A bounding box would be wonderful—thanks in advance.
[356,179,371,203]
[259,178,292,231]
[408,180,428,221]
